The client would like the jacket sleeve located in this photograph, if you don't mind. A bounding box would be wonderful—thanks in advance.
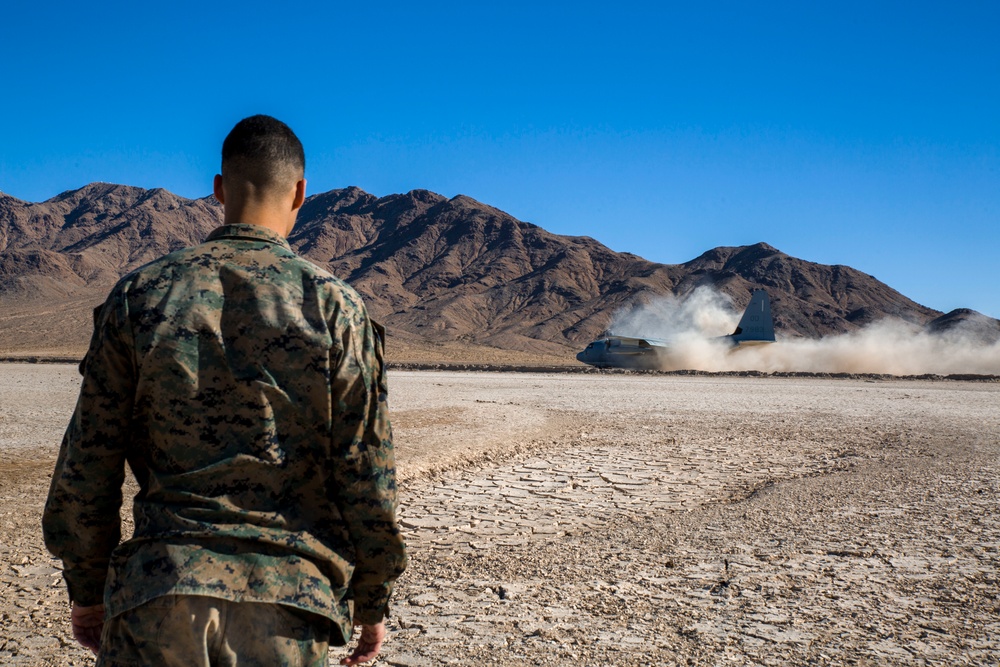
[328,304,407,624]
[42,287,136,606]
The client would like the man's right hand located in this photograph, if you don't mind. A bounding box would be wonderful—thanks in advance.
[340,622,386,665]
[71,602,105,654]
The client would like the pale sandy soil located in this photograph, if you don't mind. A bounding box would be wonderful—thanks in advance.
[0,324,580,367]
[1,364,997,666]
[0,297,102,359]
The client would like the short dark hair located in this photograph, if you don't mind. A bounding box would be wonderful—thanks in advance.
[221,115,305,192]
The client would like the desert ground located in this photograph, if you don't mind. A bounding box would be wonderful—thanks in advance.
[1,363,997,666]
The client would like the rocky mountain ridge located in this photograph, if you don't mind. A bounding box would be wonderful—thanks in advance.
[0,183,992,358]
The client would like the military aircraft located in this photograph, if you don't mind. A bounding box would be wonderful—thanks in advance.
[576,289,776,369]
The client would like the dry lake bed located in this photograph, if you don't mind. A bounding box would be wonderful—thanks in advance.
[1,364,997,666]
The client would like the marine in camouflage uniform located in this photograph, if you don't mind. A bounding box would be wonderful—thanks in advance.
[42,116,406,666]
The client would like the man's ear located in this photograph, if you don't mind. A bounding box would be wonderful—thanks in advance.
[213,174,225,204]
[292,178,306,211]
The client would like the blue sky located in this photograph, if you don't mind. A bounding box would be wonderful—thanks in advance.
[2,1,997,317]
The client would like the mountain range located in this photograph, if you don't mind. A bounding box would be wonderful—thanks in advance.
[1,183,995,360]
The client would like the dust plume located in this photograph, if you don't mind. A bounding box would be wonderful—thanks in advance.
[609,287,1000,375]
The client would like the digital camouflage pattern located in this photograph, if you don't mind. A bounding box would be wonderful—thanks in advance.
[42,223,407,644]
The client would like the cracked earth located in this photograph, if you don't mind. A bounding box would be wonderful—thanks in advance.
[1,365,998,666]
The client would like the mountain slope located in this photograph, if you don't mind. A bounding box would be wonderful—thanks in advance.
[288,190,681,351]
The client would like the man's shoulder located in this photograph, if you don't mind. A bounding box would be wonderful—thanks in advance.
[265,248,366,307]
[106,242,214,300]
[282,252,355,291]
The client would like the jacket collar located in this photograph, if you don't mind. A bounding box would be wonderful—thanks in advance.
[206,223,291,250]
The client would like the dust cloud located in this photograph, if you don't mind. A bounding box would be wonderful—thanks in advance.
[609,287,1000,375]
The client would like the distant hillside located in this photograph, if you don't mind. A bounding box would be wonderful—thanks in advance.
[673,243,942,338]
[0,184,221,299]
[926,309,1000,344]
[1,182,986,359]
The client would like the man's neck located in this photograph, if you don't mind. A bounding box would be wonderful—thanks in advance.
[223,207,293,238]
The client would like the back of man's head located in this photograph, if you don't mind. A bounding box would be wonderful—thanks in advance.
[221,115,305,199]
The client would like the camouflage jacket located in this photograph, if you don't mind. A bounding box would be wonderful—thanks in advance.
[42,223,407,643]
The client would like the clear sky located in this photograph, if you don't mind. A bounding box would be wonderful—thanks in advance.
[2,1,997,317]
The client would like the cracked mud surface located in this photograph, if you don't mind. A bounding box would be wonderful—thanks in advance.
[1,365,998,666]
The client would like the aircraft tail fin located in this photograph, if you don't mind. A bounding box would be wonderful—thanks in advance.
[729,289,775,344]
